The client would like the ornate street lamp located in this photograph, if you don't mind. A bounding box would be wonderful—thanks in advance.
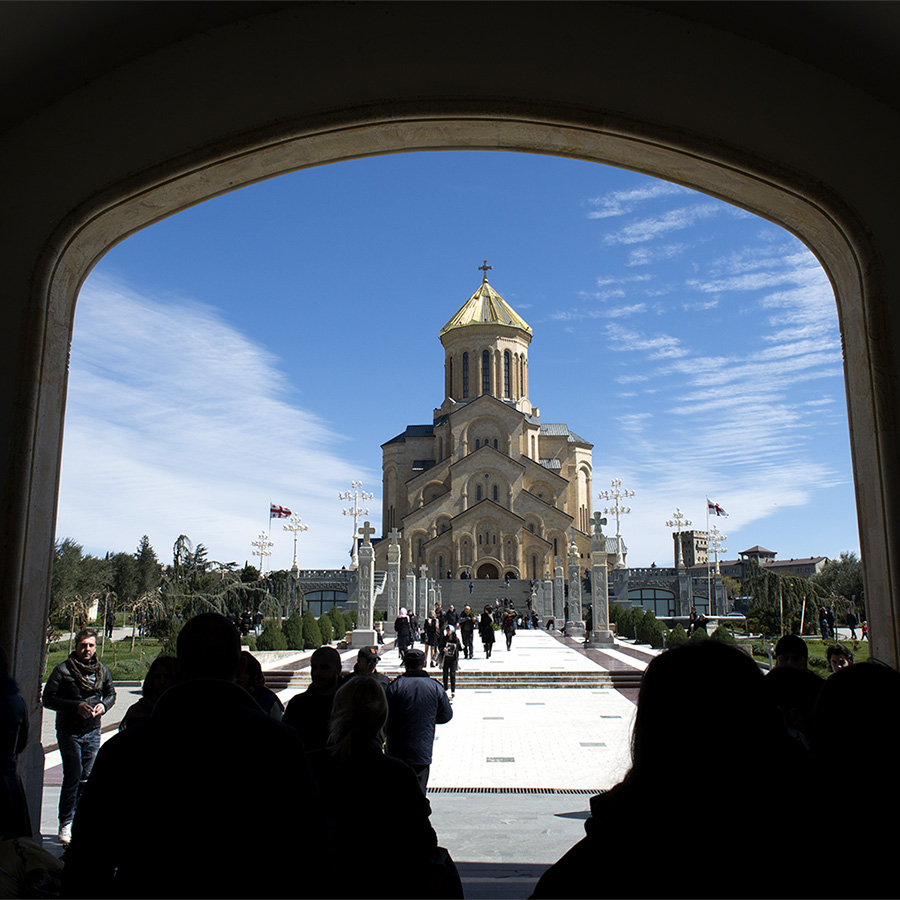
[598,478,634,569]
[340,480,374,570]
[666,508,692,570]
[251,531,274,575]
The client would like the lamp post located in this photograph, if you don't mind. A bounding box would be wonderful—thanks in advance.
[666,508,692,570]
[251,531,274,575]
[598,478,634,569]
[340,481,374,570]
[283,516,308,616]
[708,525,727,615]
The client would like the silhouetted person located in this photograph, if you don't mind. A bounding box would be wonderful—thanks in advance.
[808,661,900,898]
[394,607,412,660]
[42,628,115,844]
[64,612,333,898]
[532,641,800,899]
[762,665,824,751]
[118,655,175,732]
[282,645,342,751]
[237,650,285,721]
[308,676,445,898]
[0,647,30,839]
[385,649,452,793]
[774,632,809,670]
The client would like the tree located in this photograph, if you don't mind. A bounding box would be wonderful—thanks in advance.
[744,559,828,636]
[811,551,865,618]
[302,610,323,650]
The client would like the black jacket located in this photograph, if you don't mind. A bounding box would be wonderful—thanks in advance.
[42,656,116,735]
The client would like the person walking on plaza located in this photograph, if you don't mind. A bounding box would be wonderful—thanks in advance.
[479,605,496,659]
[502,610,517,651]
[385,649,452,793]
[423,610,441,667]
[42,628,115,844]
[440,625,460,698]
[282,646,343,751]
[394,607,412,661]
[459,606,476,660]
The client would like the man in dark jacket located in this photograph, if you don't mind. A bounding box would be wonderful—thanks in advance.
[282,645,343,751]
[42,628,115,844]
[63,613,333,899]
[385,649,452,793]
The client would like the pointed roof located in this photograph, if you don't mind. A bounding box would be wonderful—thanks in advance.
[440,275,532,336]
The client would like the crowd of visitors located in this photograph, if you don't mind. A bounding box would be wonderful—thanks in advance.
[1,604,892,898]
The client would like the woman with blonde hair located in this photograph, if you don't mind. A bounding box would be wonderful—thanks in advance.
[307,676,444,897]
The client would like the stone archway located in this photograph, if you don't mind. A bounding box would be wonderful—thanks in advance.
[477,563,500,580]
[4,2,899,817]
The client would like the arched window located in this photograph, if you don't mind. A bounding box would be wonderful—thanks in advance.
[482,349,490,395]
[504,350,511,397]
[462,352,469,398]
[492,484,498,502]
[476,484,482,502]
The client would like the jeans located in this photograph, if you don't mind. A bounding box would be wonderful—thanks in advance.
[57,728,101,825]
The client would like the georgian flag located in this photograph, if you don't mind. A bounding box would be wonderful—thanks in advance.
[270,503,292,519]
[708,500,728,517]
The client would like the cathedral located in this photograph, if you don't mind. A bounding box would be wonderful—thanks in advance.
[376,267,597,583]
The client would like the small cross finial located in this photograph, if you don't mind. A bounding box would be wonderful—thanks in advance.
[358,521,376,544]
[479,260,492,282]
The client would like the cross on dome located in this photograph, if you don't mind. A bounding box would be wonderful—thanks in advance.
[478,260,492,282]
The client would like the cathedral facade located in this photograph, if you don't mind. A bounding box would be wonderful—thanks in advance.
[376,270,598,582]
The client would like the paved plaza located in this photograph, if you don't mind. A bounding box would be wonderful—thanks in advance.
[40,626,651,898]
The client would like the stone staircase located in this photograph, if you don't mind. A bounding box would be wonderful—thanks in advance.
[264,665,637,692]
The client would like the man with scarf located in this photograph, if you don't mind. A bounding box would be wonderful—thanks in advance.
[42,628,115,844]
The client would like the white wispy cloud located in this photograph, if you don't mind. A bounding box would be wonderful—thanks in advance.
[605,203,721,245]
[586,182,689,219]
[57,275,376,568]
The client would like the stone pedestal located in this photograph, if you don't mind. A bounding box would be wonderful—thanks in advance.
[352,520,377,646]
[567,538,583,627]
[590,512,614,644]
[385,528,401,631]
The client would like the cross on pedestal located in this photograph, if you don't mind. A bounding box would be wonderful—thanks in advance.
[358,521,376,545]
[592,512,607,535]
[389,527,402,546]
[419,563,428,579]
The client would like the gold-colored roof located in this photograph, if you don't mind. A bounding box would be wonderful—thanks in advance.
[440,278,532,336]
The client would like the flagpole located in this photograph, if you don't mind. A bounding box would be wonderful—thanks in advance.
[706,497,711,616]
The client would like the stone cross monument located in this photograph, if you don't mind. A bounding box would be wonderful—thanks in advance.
[590,512,614,645]
[352,520,379,647]
[404,563,416,618]
[553,556,565,626]
[567,536,584,637]
[386,528,402,632]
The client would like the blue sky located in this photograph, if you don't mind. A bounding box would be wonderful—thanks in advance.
[57,151,858,571]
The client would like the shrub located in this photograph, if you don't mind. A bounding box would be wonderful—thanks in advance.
[257,620,288,651]
[710,625,737,643]
[667,623,689,646]
[282,612,304,650]
[317,614,333,645]
[689,626,709,641]
[635,610,667,648]
[302,610,323,649]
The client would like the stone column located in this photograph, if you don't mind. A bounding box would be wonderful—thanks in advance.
[404,565,416,617]
[417,564,428,616]
[590,512,614,644]
[427,578,436,615]
[386,528,401,633]
[352,521,379,647]
[567,538,584,637]
[543,574,554,623]
[553,556,565,627]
